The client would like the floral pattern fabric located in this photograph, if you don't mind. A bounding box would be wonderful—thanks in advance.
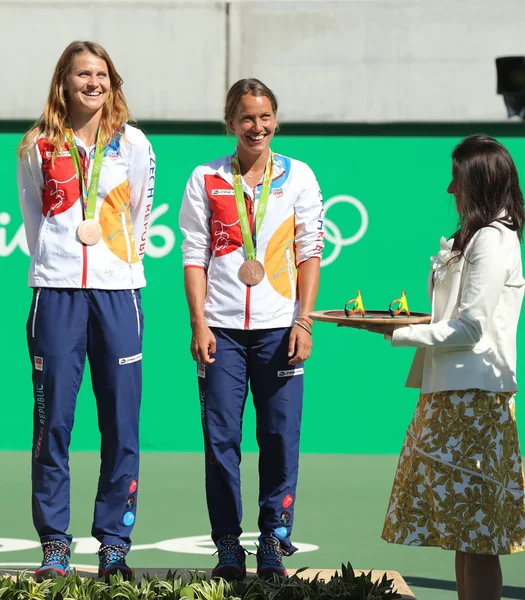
[382,389,525,555]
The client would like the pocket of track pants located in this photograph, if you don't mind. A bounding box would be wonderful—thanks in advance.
[131,290,141,338]
[31,288,41,339]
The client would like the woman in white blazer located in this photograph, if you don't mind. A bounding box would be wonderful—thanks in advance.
[378,135,525,600]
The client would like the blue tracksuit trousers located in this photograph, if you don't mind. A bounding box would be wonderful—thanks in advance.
[27,288,143,548]
[198,327,303,556]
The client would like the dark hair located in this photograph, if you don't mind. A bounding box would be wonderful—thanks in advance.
[450,134,525,258]
[224,78,278,126]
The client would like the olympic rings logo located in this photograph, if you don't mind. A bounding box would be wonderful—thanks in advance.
[321,195,369,267]
[1,196,368,264]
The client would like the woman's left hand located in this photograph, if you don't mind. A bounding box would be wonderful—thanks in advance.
[288,325,313,365]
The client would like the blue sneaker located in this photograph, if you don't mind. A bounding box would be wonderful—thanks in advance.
[211,536,246,582]
[35,540,71,582]
[256,534,287,578]
[97,544,133,581]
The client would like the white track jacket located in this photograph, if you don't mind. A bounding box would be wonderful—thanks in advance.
[179,152,325,330]
[17,124,155,289]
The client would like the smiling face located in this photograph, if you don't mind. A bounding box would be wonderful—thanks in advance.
[65,52,111,118]
[228,94,277,160]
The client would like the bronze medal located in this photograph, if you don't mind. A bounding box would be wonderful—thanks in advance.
[77,219,102,246]
[239,259,265,286]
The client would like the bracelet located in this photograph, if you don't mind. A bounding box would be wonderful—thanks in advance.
[294,320,312,335]
[296,314,313,327]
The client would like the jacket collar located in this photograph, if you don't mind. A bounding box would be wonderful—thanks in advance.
[215,149,285,188]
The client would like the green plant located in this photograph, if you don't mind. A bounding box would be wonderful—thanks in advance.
[0,564,400,599]
[241,563,402,599]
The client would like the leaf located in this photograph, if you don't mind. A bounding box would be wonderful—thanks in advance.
[179,585,195,599]
[52,578,67,595]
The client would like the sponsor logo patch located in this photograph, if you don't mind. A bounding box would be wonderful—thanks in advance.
[211,189,235,196]
[277,368,304,378]
[123,511,135,526]
[45,151,71,158]
[273,187,284,198]
[274,526,288,537]
[198,364,206,378]
[34,356,43,371]
[282,494,293,509]
[119,353,142,365]
[129,479,138,494]
[280,511,291,525]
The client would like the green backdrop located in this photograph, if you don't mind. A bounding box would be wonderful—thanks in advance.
[1,128,524,453]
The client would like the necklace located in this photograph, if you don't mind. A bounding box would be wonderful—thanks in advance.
[245,169,264,180]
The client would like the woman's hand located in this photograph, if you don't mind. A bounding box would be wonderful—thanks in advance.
[190,321,216,364]
[288,324,313,365]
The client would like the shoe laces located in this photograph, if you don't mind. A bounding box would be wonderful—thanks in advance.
[215,538,246,565]
[42,541,69,566]
[99,544,128,566]
[257,536,283,566]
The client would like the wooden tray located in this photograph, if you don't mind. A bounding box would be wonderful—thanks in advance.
[309,309,431,329]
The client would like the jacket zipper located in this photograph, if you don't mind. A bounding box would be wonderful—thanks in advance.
[80,150,90,289]
[32,289,41,338]
[81,244,88,288]
[244,191,255,330]
[131,290,141,337]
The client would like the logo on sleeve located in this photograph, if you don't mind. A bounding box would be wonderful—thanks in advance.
[211,189,235,196]
[34,356,43,371]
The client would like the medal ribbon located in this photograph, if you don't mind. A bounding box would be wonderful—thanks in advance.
[231,151,273,261]
[65,123,105,220]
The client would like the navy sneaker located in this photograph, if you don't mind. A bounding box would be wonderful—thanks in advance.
[35,540,71,582]
[256,534,287,578]
[97,544,133,581]
[211,536,246,582]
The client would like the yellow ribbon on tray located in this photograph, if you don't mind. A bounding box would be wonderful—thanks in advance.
[388,291,410,317]
[344,290,365,317]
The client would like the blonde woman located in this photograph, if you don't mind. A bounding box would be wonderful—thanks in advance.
[17,41,155,581]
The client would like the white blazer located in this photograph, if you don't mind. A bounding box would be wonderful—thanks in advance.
[392,220,525,393]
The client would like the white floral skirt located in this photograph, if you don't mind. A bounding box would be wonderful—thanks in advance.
[382,389,525,555]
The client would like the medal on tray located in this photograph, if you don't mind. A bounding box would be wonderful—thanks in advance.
[65,123,105,246]
[232,152,274,287]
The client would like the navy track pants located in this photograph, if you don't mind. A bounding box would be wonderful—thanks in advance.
[27,288,143,548]
[198,327,303,556]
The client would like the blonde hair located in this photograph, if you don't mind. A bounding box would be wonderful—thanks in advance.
[224,78,278,130]
[18,41,131,160]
